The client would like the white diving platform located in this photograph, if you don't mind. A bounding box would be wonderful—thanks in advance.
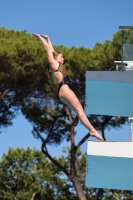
[86,141,133,190]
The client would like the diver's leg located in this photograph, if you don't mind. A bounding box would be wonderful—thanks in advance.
[59,85,104,140]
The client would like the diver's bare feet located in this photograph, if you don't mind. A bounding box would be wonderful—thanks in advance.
[90,129,104,140]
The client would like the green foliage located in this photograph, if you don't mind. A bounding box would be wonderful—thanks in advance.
[0,27,56,131]
[0,148,82,200]
[112,31,121,62]
[0,27,53,93]
[21,100,71,144]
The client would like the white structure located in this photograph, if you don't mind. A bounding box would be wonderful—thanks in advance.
[114,61,133,71]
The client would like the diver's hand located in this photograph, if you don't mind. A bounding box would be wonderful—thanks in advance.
[40,34,49,40]
[32,33,41,38]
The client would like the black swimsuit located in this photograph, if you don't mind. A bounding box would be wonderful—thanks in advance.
[51,63,72,94]
[58,75,72,94]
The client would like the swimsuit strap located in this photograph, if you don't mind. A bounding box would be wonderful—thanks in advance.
[51,64,60,75]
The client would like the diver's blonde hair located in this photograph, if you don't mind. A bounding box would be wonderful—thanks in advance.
[52,50,62,58]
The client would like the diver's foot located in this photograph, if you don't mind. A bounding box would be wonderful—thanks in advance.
[90,129,104,141]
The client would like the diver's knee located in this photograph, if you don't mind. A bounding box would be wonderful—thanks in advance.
[76,105,84,115]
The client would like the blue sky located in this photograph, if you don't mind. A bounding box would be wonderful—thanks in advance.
[0,0,132,159]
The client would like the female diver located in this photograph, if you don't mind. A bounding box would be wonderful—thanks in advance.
[33,33,104,141]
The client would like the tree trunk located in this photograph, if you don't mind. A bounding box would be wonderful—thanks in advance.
[93,189,103,200]
[71,176,87,200]
[64,105,88,200]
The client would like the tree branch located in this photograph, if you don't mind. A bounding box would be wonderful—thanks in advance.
[76,132,90,148]
[34,126,70,177]
[41,144,70,177]
[63,104,73,124]
[33,115,58,148]
[92,115,102,128]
